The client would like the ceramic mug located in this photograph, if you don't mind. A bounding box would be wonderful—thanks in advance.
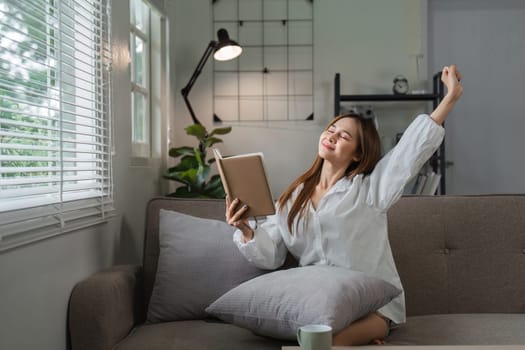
[296,324,332,350]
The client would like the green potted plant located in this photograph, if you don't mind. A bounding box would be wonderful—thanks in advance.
[164,123,231,198]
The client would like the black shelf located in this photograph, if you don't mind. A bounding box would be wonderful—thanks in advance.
[334,72,447,194]
[338,94,438,102]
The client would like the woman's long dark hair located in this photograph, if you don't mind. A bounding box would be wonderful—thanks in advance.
[277,113,381,234]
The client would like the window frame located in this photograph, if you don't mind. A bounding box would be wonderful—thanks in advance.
[130,0,151,159]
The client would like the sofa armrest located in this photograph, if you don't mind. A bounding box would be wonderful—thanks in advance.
[68,265,144,350]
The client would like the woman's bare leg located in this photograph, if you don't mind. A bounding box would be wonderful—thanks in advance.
[332,312,389,346]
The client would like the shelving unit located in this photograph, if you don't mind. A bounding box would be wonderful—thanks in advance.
[334,72,447,194]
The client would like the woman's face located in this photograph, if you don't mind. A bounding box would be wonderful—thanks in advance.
[318,117,361,169]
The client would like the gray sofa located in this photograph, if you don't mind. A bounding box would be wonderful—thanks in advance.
[69,195,525,349]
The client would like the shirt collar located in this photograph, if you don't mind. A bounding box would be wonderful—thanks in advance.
[330,175,354,194]
[292,173,361,199]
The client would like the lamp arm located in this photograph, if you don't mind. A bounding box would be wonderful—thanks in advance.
[181,40,217,125]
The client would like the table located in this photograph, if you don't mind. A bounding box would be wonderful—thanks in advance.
[283,346,525,350]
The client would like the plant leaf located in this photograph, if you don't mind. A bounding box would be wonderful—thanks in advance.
[185,124,207,139]
[207,174,224,189]
[166,167,199,185]
[209,126,232,136]
[208,174,223,185]
[170,155,198,171]
[169,146,195,158]
[202,174,225,198]
[195,164,210,190]
[163,172,191,186]
[204,137,223,148]
[162,173,190,186]
[204,186,226,198]
[194,148,204,166]
[189,150,206,190]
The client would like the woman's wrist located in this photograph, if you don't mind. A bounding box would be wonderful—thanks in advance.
[241,230,254,243]
[444,86,463,103]
[240,225,254,243]
[431,90,461,125]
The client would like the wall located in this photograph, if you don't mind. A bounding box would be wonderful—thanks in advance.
[0,1,166,349]
[168,0,426,197]
[429,0,525,194]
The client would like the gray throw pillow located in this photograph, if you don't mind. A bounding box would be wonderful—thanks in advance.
[147,209,267,323]
[206,265,402,340]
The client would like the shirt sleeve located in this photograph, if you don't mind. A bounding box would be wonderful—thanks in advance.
[233,213,288,270]
[367,114,445,211]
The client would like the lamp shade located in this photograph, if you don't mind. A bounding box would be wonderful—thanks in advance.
[214,28,242,61]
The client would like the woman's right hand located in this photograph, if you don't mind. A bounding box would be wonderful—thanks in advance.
[226,196,254,242]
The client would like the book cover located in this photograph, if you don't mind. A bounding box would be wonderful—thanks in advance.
[213,148,276,218]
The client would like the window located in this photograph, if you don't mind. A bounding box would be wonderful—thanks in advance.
[0,0,113,251]
[129,0,167,162]
[130,0,150,158]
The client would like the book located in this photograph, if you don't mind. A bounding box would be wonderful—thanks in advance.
[411,173,428,195]
[212,148,276,218]
[421,172,441,195]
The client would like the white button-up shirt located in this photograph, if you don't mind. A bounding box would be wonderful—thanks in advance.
[233,114,445,324]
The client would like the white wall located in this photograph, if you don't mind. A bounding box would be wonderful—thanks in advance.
[429,0,525,194]
[0,1,166,349]
[168,0,426,197]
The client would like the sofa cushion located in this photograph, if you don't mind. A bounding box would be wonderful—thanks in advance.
[114,320,297,350]
[147,210,267,323]
[386,314,525,345]
[206,265,401,340]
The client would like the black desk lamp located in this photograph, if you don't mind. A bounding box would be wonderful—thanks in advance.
[181,28,242,125]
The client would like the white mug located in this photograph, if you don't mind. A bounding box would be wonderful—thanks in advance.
[296,324,332,350]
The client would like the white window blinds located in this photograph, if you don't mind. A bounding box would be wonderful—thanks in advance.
[0,0,114,251]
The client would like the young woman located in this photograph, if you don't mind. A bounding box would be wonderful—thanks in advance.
[225,65,463,346]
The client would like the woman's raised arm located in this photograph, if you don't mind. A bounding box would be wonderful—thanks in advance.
[430,64,463,125]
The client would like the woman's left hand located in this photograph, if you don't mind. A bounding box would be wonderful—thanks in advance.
[441,64,463,102]
[430,64,463,125]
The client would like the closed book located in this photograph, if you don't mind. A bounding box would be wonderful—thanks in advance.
[412,173,428,195]
[213,148,275,218]
[421,172,441,195]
